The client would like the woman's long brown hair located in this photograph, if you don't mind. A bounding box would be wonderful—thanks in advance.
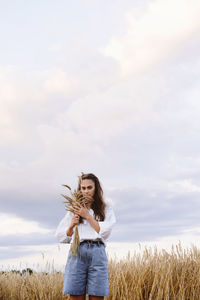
[77,173,106,221]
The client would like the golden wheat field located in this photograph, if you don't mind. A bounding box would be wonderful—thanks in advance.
[1,243,200,300]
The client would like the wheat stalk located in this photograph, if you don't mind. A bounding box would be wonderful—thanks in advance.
[61,184,93,256]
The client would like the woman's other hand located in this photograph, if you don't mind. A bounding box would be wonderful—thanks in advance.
[70,214,80,227]
[66,214,80,237]
[73,203,90,220]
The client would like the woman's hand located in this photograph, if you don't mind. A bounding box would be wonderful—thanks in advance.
[72,203,100,234]
[66,214,80,237]
[73,203,90,220]
[70,214,80,228]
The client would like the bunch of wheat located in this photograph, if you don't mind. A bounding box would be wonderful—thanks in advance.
[61,184,93,256]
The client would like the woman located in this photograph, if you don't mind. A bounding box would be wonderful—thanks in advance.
[55,173,116,300]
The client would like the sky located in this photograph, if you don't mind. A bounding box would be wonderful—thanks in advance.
[1,0,200,271]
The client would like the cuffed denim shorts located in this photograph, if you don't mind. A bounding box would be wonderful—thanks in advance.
[63,242,109,296]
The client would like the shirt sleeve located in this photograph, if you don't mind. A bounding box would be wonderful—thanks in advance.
[98,203,116,241]
[54,211,74,243]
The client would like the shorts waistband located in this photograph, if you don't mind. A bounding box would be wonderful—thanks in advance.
[80,240,104,246]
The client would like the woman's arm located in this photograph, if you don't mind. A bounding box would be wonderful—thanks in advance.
[55,211,74,243]
[86,214,100,233]
[98,204,116,240]
[66,214,80,236]
[72,202,116,237]
[73,203,100,233]
[66,226,74,237]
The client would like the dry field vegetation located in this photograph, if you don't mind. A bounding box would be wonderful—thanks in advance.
[1,243,200,300]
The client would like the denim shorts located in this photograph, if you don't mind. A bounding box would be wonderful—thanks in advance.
[63,242,109,296]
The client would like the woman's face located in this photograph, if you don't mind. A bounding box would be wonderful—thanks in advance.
[81,179,95,198]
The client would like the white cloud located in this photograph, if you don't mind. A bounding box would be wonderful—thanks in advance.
[0,58,117,146]
[0,213,51,236]
[167,179,200,194]
[43,70,78,95]
[0,67,46,145]
[103,0,200,76]
[54,73,160,145]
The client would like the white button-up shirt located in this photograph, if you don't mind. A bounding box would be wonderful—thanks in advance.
[55,203,116,246]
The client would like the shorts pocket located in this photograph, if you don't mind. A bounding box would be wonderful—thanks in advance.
[100,245,108,262]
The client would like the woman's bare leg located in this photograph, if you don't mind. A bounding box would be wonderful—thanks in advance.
[70,295,86,300]
[89,296,104,300]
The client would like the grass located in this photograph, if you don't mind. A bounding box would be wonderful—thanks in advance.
[1,242,200,299]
